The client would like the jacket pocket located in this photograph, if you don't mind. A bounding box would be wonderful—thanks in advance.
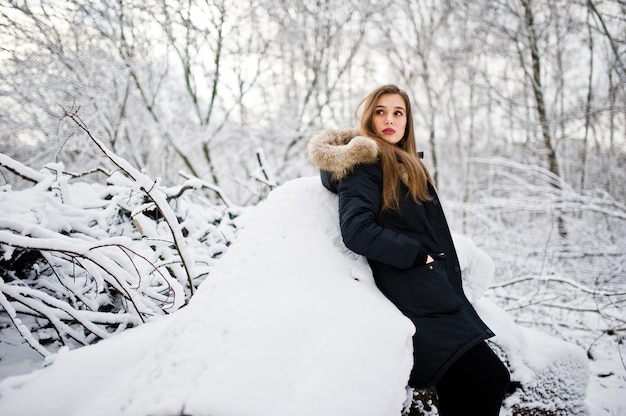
[375,261,463,317]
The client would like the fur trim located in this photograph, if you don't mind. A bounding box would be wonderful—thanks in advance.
[307,129,379,180]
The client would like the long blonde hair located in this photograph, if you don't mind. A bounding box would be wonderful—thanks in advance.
[358,85,433,212]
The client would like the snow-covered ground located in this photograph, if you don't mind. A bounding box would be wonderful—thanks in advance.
[0,177,623,415]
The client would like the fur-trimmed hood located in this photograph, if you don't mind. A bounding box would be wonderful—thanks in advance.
[306,128,380,181]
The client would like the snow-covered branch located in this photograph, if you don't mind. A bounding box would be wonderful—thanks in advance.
[0,146,242,355]
[492,275,626,297]
[0,154,46,184]
[63,108,199,295]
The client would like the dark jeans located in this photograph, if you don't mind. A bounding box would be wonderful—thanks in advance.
[435,341,510,416]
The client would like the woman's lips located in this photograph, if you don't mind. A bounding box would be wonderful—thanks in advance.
[382,128,396,134]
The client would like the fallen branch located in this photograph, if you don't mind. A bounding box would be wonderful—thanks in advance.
[490,275,626,297]
[63,107,197,295]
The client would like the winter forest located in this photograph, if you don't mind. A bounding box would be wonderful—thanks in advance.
[0,0,625,415]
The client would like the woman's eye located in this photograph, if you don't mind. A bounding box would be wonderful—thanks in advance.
[395,111,404,116]
[375,110,384,115]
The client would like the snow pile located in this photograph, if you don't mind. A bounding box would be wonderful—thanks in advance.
[0,177,415,416]
[0,177,591,415]
[453,233,590,414]
[453,234,495,302]
[460,245,591,415]
[453,236,591,414]
[476,299,591,415]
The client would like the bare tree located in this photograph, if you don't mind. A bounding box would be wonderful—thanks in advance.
[376,0,454,186]
[519,0,567,237]
[261,0,377,163]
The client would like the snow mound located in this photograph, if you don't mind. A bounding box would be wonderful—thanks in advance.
[0,177,415,416]
[452,234,496,302]
[443,231,590,415]
[475,298,591,415]
[0,176,591,416]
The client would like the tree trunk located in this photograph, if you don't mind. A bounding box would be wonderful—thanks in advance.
[521,0,567,238]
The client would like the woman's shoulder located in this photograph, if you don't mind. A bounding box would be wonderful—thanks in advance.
[307,128,380,182]
[320,157,381,195]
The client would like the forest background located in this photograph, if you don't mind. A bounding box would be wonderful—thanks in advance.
[0,0,625,413]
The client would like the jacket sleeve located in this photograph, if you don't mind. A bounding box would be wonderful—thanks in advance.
[320,170,338,194]
[336,163,426,269]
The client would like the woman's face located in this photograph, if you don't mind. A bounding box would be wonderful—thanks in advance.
[372,93,407,145]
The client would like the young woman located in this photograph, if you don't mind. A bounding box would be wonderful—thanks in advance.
[307,85,510,415]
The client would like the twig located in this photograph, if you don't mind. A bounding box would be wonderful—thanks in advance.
[63,107,197,295]
[0,278,52,358]
[491,275,626,297]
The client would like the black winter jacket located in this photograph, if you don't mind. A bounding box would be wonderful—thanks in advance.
[307,129,494,388]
